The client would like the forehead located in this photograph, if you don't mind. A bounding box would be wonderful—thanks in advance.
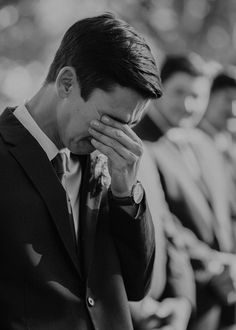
[90,85,148,124]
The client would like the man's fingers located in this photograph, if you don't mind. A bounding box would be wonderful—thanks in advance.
[158,326,174,330]
[90,138,131,167]
[101,115,142,143]
[89,122,143,157]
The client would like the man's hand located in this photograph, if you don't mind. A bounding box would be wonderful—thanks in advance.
[129,296,191,330]
[89,115,143,197]
[129,297,165,330]
[214,251,236,286]
[156,297,192,330]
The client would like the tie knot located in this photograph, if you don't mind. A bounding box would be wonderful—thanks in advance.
[51,153,65,180]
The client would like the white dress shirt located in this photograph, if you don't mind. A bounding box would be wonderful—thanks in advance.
[14,104,81,238]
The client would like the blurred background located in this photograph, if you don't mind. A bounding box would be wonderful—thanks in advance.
[1,0,236,110]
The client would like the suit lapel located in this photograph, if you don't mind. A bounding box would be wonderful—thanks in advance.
[0,109,82,277]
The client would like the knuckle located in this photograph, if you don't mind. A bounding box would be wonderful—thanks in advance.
[106,146,114,157]
[115,129,123,138]
[120,163,128,173]
[103,135,116,149]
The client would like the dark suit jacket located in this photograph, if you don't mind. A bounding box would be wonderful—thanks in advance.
[134,116,196,307]
[0,108,155,330]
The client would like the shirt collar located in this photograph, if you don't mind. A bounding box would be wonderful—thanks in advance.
[14,104,58,161]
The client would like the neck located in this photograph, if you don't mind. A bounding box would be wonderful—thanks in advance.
[25,84,62,149]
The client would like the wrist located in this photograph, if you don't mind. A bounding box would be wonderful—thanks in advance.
[110,189,132,198]
[109,181,144,206]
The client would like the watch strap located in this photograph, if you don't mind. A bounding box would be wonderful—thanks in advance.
[108,181,144,206]
[108,188,135,206]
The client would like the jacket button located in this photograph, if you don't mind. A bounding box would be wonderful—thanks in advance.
[87,297,95,307]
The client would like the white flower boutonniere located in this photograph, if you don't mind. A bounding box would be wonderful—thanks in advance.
[90,151,111,197]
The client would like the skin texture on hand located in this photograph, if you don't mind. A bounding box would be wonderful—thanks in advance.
[130,297,163,330]
[130,296,192,330]
[89,115,143,197]
[156,297,191,330]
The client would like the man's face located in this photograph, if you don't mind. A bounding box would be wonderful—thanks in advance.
[159,72,198,127]
[206,87,236,131]
[56,83,147,154]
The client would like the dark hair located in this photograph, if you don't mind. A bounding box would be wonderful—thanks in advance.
[160,54,200,83]
[46,13,162,100]
[210,70,236,94]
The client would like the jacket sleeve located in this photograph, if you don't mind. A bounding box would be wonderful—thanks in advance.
[161,216,196,312]
[163,239,196,309]
[109,193,156,301]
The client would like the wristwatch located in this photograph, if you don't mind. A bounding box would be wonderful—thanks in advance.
[109,181,144,206]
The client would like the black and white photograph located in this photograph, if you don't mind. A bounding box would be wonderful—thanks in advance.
[0,1,235,329]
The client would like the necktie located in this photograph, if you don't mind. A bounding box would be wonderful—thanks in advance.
[51,153,64,181]
[51,153,77,247]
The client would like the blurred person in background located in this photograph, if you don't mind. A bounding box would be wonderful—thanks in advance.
[135,54,236,330]
[198,70,236,235]
[129,144,196,330]
[0,13,163,330]
[199,70,236,138]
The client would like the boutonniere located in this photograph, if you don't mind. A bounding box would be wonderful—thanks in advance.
[89,151,111,197]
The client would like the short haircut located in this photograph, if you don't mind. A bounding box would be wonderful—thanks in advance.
[46,12,162,100]
[160,54,200,83]
[210,70,236,94]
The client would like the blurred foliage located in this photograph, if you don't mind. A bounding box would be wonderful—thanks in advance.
[1,0,236,108]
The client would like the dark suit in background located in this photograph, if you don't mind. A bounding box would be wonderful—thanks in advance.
[130,141,196,330]
[135,113,236,330]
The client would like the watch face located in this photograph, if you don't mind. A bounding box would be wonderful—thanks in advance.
[132,182,144,204]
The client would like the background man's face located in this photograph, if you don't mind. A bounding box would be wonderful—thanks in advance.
[160,72,198,127]
[206,87,236,131]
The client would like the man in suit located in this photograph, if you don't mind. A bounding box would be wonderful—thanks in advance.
[0,13,163,329]
[199,70,236,137]
[132,56,199,330]
[129,145,196,330]
[197,69,236,329]
[135,54,236,330]
[198,69,236,229]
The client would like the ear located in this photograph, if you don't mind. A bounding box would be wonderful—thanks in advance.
[56,66,77,98]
